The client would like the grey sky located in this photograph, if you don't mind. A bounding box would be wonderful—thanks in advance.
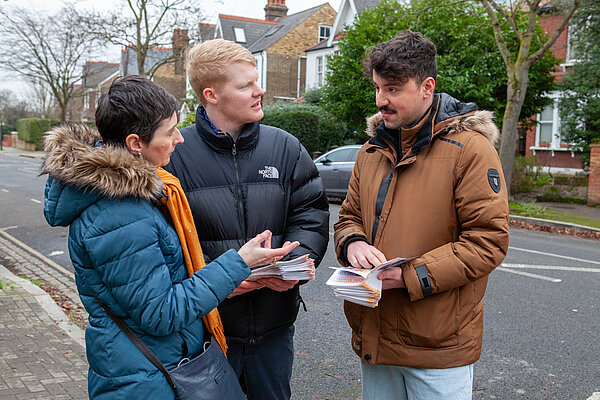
[0,0,341,97]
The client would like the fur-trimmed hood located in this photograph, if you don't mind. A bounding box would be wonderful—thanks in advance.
[42,123,163,202]
[365,93,500,147]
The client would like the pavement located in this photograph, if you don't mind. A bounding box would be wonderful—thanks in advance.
[0,145,599,400]
[0,265,87,399]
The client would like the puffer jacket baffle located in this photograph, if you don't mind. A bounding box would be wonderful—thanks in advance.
[42,123,251,399]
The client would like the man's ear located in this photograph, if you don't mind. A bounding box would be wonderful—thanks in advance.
[203,87,218,105]
[422,77,436,99]
[125,134,143,155]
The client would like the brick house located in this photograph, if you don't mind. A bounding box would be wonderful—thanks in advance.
[74,29,190,123]
[213,0,336,104]
[524,6,585,173]
[80,61,119,121]
[305,0,382,90]
[121,28,189,105]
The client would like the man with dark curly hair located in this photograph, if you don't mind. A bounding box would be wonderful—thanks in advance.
[334,30,510,399]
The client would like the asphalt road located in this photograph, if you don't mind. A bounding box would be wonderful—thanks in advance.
[1,152,599,399]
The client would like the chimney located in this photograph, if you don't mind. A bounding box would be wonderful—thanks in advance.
[172,29,189,75]
[264,0,288,21]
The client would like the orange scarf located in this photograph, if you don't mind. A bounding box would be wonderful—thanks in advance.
[156,168,228,355]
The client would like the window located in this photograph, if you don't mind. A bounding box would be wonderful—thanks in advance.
[318,25,331,42]
[233,27,246,43]
[316,55,328,87]
[535,93,564,148]
[318,147,358,163]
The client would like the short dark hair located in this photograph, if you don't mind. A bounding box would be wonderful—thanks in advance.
[363,30,438,85]
[95,75,179,146]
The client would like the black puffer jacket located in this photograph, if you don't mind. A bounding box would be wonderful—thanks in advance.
[165,106,329,343]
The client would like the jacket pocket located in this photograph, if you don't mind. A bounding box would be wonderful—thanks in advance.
[344,301,363,334]
[397,288,459,349]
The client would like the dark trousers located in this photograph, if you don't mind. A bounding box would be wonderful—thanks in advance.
[227,325,295,400]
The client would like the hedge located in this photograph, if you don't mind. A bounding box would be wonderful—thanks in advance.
[16,119,94,150]
[261,103,348,156]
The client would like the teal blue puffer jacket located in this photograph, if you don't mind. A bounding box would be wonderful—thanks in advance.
[42,124,250,399]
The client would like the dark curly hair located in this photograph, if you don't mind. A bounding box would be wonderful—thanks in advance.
[363,30,438,85]
[96,75,178,146]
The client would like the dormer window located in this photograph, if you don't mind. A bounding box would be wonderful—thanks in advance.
[234,27,246,43]
[319,25,331,42]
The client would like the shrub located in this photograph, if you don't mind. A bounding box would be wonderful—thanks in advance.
[16,118,60,150]
[511,156,545,192]
[261,103,349,155]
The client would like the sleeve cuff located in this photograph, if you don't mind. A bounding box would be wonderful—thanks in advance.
[340,236,369,263]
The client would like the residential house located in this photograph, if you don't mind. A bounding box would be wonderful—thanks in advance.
[214,0,336,104]
[121,28,189,105]
[525,6,584,173]
[74,29,190,123]
[80,61,119,121]
[305,0,382,91]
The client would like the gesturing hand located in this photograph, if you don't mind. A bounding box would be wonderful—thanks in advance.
[347,241,387,269]
[237,230,299,269]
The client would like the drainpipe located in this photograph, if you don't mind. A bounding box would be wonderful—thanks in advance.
[297,56,306,98]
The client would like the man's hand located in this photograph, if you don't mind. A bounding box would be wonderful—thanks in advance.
[227,280,264,298]
[347,241,387,269]
[377,267,406,290]
[257,278,299,292]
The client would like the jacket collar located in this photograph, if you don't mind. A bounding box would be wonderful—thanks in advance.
[366,93,480,160]
[195,105,260,153]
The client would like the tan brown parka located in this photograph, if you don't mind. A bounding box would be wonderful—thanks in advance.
[334,93,509,369]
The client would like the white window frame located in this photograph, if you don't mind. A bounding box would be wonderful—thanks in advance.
[318,25,331,42]
[233,27,246,43]
[316,55,329,88]
[532,92,574,156]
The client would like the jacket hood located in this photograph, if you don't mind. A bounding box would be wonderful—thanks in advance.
[42,123,162,201]
[365,93,500,147]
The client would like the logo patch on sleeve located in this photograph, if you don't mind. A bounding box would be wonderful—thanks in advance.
[488,168,501,193]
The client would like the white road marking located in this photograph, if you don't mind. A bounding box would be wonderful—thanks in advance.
[30,198,41,204]
[509,246,600,265]
[501,263,600,273]
[0,226,18,231]
[586,392,600,400]
[496,267,562,282]
[1,188,8,192]
[48,251,64,257]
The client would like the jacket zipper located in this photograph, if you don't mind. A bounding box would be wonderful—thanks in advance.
[371,160,395,243]
[230,138,255,345]
[231,141,247,241]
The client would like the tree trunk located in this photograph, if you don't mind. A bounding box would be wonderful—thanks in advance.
[499,66,530,198]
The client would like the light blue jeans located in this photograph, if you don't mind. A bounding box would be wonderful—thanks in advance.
[361,362,474,400]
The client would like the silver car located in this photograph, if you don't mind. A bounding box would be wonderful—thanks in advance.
[314,145,362,200]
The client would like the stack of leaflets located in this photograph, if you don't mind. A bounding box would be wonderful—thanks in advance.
[326,257,411,308]
[248,254,315,281]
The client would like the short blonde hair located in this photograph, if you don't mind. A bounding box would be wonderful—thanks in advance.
[186,39,256,105]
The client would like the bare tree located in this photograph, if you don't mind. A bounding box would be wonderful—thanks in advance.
[479,0,580,194]
[0,3,100,121]
[27,78,54,119]
[85,0,206,78]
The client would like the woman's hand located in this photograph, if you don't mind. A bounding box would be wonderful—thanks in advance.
[237,230,299,269]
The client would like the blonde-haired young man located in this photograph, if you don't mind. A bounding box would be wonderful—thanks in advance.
[165,39,329,400]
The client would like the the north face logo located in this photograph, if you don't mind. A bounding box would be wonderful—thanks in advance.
[258,166,279,179]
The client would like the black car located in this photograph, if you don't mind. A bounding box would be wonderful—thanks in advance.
[314,145,362,200]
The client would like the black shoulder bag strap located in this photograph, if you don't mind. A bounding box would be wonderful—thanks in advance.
[95,298,177,390]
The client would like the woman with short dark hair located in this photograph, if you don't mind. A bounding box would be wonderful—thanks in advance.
[42,75,297,399]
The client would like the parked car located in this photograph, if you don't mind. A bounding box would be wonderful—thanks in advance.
[314,145,362,200]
